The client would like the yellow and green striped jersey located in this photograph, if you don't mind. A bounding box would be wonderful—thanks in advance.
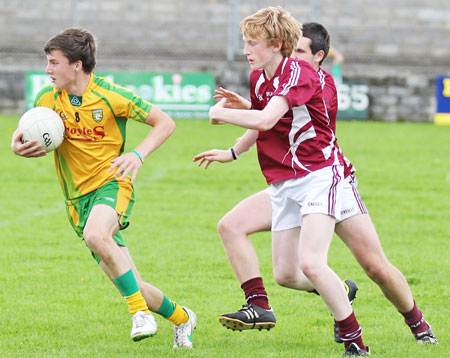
[34,74,152,200]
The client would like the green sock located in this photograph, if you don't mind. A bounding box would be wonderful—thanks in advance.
[113,269,139,297]
[156,294,176,318]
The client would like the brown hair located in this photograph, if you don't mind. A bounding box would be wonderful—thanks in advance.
[240,7,302,57]
[44,28,96,73]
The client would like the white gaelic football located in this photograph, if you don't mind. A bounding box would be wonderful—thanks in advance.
[18,107,65,152]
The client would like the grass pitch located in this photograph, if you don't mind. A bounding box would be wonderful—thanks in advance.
[0,115,449,357]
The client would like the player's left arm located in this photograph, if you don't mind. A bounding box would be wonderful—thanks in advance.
[209,96,289,131]
[193,129,258,169]
[13,89,54,158]
[110,105,175,183]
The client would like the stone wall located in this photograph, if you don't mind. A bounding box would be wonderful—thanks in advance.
[1,0,449,120]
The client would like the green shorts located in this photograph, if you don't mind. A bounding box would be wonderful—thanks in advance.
[65,179,135,262]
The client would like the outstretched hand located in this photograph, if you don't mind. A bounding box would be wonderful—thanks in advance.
[192,149,233,169]
[214,87,251,110]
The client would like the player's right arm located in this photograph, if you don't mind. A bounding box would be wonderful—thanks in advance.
[210,96,290,130]
[11,130,46,157]
[12,85,53,157]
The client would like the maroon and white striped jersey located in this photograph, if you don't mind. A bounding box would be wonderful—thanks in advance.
[318,68,355,177]
[318,68,338,132]
[250,57,343,185]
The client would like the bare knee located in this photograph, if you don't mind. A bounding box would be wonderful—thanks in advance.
[83,228,109,253]
[274,271,295,288]
[273,265,300,288]
[299,260,326,282]
[217,215,243,245]
[362,259,392,284]
[217,215,233,236]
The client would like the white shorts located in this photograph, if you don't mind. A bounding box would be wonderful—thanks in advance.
[337,175,368,223]
[270,165,344,232]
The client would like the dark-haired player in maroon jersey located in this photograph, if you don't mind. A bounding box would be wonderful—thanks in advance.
[293,22,436,347]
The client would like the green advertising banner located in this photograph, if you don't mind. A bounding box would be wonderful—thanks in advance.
[337,82,369,120]
[25,71,215,119]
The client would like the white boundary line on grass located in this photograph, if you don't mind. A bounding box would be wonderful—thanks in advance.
[0,203,65,229]
[1,168,169,229]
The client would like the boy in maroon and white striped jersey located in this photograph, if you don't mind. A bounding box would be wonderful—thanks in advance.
[206,7,369,356]
[196,14,437,356]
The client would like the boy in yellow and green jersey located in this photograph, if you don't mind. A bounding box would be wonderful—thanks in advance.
[11,28,196,349]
